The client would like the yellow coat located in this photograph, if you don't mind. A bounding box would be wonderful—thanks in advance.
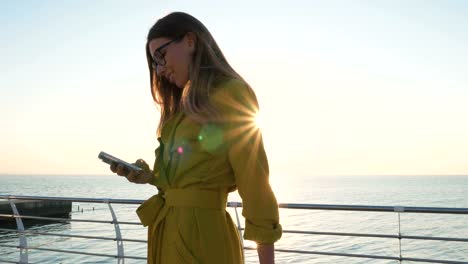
[137,79,282,263]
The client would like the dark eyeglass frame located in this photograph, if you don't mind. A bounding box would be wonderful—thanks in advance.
[151,35,184,69]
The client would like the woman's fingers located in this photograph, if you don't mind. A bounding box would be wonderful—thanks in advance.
[110,162,117,173]
[127,170,138,182]
[110,160,151,184]
[126,170,151,184]
[115,164,128,177]
[135,159,150,172]
[110,162,126,176]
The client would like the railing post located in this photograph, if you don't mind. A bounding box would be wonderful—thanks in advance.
[233,202,245,261]
[394,206,404,263]
[9,199,28,264]
[398,212,402,262]
[106,201,125,264]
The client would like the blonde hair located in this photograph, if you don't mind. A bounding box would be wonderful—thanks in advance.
[145,12,256,135]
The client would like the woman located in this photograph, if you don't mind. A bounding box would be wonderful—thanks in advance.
[111,12,282,264]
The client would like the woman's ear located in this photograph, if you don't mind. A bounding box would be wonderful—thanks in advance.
[185,32,197,51]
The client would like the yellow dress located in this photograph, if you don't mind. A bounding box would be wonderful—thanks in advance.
[136,78,282,263]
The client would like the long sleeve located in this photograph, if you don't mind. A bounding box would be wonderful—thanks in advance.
[151,138,162,187]
[212,79,282,244]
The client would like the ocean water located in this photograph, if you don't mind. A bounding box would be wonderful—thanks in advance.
[0,174,467,263]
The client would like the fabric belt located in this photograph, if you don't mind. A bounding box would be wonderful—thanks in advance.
[136,188,228,227]
[164,189,227,209]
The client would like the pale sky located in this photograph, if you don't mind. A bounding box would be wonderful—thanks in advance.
[1,0,467,177]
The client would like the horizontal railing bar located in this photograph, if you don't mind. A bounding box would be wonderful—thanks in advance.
[233,201,468,214]
[402,235,468,242]
[2,243,465,263]
[0,228,147,243]
[241,228,468,243]
[274,203,468,214]
[0,214,108,224]
[0,195,142,205]
[0,258,21,264]
[0,245,24,249]
[282,229,398,238]
[245,247,466,263]
[402,257,468,264]
[0,244,146,260]
[113,221,141,225]
[2,195,468,214]
[244,246,399,260]
[0,214,142,225]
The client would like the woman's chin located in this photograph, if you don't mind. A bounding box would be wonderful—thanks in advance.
[174,81,183,89]
[167,78,182,89]
[176,80,190,89]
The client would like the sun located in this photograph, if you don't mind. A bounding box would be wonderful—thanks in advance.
[254,111,264,131]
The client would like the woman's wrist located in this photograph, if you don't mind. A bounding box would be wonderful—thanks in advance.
[257,243,274,264]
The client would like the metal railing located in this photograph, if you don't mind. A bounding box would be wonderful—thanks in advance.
[0,195,467,264]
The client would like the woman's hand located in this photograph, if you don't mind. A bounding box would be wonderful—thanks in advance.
[110,159,153,184]
[257,243,275,264]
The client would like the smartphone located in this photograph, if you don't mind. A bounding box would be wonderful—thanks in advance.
[98,151,143,174]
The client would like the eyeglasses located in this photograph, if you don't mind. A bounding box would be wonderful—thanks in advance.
[151,36,184,68]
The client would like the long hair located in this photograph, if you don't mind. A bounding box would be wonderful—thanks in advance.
[145,12,254,135]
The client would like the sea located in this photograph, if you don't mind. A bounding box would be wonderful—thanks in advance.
[0,174,467,263]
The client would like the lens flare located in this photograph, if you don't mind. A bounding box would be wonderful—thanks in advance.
[254,111,264,131]
[211,85,266,171]
[177,146,184,154]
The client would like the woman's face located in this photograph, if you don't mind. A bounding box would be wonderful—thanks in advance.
[149,34,195,89]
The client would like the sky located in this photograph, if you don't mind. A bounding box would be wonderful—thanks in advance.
[1,0,467,177]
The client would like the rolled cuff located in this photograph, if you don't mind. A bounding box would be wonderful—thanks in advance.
[243,220,282,244]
